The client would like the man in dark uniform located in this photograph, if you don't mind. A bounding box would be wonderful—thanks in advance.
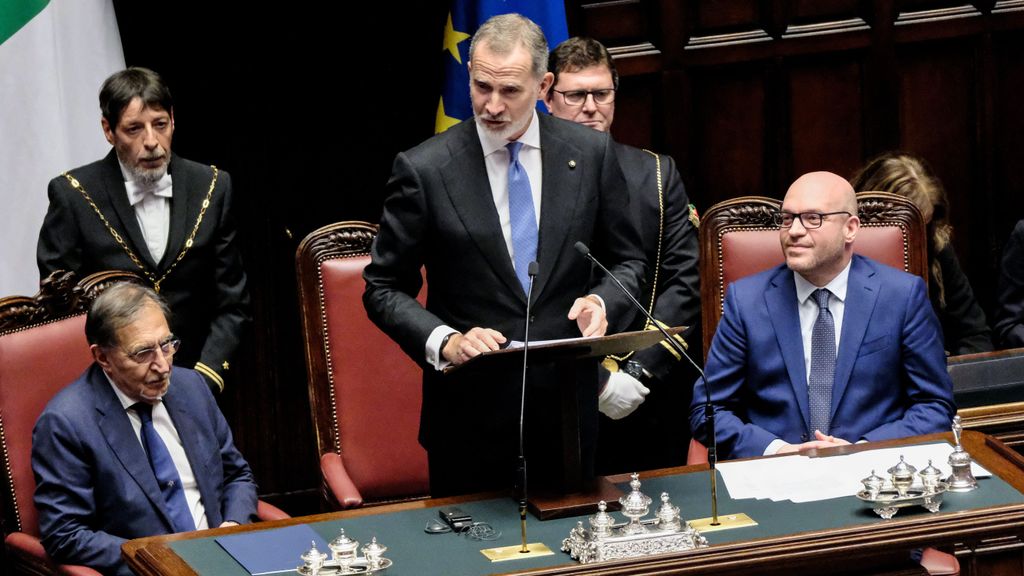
[546,37,701,472]
[37,67,249,393]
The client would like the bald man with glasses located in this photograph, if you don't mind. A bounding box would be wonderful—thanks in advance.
[690,172,955,460]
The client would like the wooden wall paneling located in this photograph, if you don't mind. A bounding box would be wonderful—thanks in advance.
[680,0,774,66]
[567,0,1024,359]
[575,0,652,48]
[612,72,658,150]
[893,1,986,42]
[862,0,902,155]
[785,54,867,180]
[895,0,988,24]
[895,39,981,291]
[777,0,872,43]
[784,0,870,25]
[685,63,771,205]
[992,31,1024,251]
[692,0,768,30]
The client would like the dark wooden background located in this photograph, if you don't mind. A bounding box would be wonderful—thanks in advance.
[106,1,1024,514]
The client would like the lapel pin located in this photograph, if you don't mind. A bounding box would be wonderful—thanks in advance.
[568,160,577,169]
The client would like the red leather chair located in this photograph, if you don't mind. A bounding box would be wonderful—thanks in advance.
[0,271,287,575]
[699,192,928,357]
[296,222,430,509]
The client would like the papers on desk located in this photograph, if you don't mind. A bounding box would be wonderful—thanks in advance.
[717,443,991,503]
[504,335,601,349]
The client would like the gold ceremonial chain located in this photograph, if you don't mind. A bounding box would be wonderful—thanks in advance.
[61,166,219,293]
[641,148,664,326]
[605,150,668,369]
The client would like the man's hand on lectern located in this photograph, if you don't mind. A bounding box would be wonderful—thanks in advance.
[442,327,506,365]
[568,295,607,337]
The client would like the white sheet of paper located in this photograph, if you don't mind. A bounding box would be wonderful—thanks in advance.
[716,442,990,503]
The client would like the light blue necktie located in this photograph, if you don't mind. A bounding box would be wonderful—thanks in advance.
[506,141,537,294]
[808,289,836,435]
[135,403,196,533]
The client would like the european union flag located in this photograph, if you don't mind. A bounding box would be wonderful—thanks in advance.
[435,1,568,134]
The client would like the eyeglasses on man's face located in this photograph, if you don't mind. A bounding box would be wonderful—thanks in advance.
[551,88,616,106]
[774,211,852,229]
[119,335,181,364]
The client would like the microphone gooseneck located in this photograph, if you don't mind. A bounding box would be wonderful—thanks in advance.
[575,242,720,526]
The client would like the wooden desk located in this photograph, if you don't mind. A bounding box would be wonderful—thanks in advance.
[949,347,1024,450]
[124,432,1024,576]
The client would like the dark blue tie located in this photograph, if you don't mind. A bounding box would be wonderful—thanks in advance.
[808,289,836,435]
[506,141,537,294]
[134,403,195,533]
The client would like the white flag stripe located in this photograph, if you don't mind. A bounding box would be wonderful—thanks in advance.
[0,0,124,296]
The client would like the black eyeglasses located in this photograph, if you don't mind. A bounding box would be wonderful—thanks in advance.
[551,88,616,106]
[774,211,852,229]
[119,335,181,364]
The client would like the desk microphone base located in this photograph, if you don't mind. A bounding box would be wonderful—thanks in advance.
[689,512,757,533]
[481,543,554,562]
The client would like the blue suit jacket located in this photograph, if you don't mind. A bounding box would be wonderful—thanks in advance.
[32,364,257,575]
[690,255,956,459]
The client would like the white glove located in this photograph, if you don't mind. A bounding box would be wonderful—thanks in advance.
[598,371,650,420]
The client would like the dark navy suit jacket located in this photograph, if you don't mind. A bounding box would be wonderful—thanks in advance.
[32,364,257,575]
[690,255,955,459]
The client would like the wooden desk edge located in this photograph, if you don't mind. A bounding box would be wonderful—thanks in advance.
[123,431,1024,576]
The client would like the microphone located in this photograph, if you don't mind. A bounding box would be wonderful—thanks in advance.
[574,241,721,527]
[517,261,539,553]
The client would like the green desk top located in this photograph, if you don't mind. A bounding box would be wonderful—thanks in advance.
[169,453,1024,575]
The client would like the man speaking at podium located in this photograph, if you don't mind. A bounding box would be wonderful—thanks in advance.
[690,172,955,460]
[364,13,645,496]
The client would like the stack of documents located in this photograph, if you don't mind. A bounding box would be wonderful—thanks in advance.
[717,443,990,503]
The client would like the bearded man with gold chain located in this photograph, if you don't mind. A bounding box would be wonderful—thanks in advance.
[36,67,249,393]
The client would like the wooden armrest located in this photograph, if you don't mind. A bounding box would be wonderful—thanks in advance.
[256,499,291,521]
[321,451,364,509]
[6,532,102,576]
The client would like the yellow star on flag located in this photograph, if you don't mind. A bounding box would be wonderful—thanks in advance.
[435,97,461,134]
[442,12,470,64]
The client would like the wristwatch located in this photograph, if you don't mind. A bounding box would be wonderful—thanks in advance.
[621,359,653,384]
[439,331,458,356]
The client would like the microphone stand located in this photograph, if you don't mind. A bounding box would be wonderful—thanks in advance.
[518,261,538,553]
[483,262,554,561]
[575,242,745,531]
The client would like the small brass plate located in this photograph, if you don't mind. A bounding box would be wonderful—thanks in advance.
[688,512,757,533]
[480,542,555,562]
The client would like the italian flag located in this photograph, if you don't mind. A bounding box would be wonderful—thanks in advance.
[0,0,124,295]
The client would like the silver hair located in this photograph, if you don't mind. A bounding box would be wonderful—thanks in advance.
[469,13,549,80]
[85,282,171,347]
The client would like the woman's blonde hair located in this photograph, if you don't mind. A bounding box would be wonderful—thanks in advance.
[850,151,951,251]
[850,152,952,306]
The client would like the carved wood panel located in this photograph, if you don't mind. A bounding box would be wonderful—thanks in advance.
[571,0,1024,330]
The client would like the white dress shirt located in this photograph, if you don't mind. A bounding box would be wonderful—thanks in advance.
[764,260,852,455]
[425,112,543,370]
[119,160,172,264]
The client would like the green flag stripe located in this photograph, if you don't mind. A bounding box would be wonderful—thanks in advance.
[0,0,50,46]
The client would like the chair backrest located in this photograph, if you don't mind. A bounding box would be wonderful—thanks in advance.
[0,270,139,538]
[296,222,429,506]
[699,192,928,356]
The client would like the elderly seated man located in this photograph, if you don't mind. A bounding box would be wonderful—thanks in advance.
[32,282,257,575]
